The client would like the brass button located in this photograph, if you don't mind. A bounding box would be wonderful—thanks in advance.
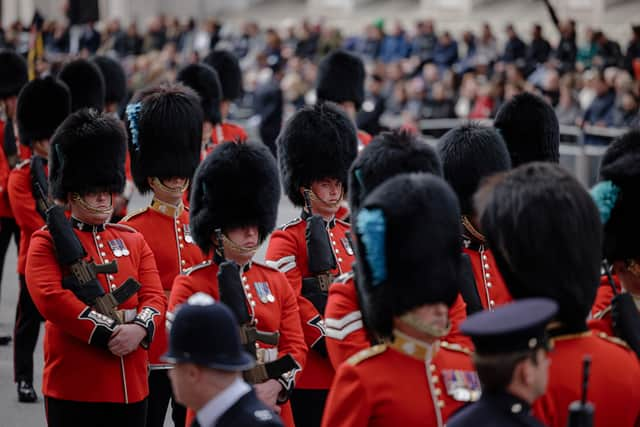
[437,400,445,408]
[434,388,441,396]
[99,243,104,248]
[181,260,186,265]
[484,264,490,270]
[101,252,106,257]
[486,282,492,288]
[179,244,184,249]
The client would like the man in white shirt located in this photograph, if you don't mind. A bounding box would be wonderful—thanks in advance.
[164,293,284,427]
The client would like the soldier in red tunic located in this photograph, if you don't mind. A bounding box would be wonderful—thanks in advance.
[202,50,248,149]
[316,49,372,150]
[477,162,640,427]
[168,141,306,427]
[323,173,479,427]
[437,123,512,312]
[589,130,640,354]
[265,103,358,427]
[9,76,71,402]
[120,82,206,427]
[26,109,166,426]
[325,130,470,369]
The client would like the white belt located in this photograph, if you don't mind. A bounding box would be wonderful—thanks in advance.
[257,347,278,363]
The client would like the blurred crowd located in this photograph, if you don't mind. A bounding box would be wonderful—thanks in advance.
[1,9,639,140]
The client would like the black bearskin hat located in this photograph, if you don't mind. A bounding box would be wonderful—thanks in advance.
[16,76,71,146]
[477,162,602,331]
[190,142,280,254]
[49,109,127,200]
[91,56,127,106]
[0,49,28,99]
[592,130,640,262]
[278,103,358,207]
[494,92,559,167]
[202,50,243,102]
[177,63,223,126]
[437,123,511,216]
[58,58,106,112]
[126,83,203,194]
[355,173,462,339]
[349,129,442,214]
[316,49,365,109]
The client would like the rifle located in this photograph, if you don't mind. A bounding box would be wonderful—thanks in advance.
[31,162,140,324]
[566,356,594,427]
[215,229,297,385]
[301,190,337,314]
[458,253,483,315]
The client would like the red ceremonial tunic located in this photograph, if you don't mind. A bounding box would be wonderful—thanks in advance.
[265,214,355,389]
[532,329,640,427]
[26,222,166,403]
[203,122,248,157]
[357,129,372,150]
[325,272,471,369]
[169,259,307,427]
[8,159,45,275]
[121,199,206,366]
[322,333,479,427]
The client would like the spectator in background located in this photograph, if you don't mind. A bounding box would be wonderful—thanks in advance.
[625,25,640,79]
[356,74,387,135]
[593,30,623,69]
[434,31,459,69]
[476,22,498,65]
[361,23,383,60]
[116,22,143,56]
[143,16,167,52]
[78,22,100,54]
[253,57,285,157]
[555,73,582,125]
[423,80,455,119]
[555,20,577,73]
[526,24,551,69]
[577,27,598,70]
[503,24,527,64]
[380,21,410,63]
[611,89,640,128]
[582,69,616,144]
[410,19,438,62]
[456,30,477,74]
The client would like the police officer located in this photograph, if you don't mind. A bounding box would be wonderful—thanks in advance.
[448,298,557,427]
[493,92,560,167]
[121,82,206,427]
[265,103,358,427]
[316,49,372,148]
[437,123,512,311]
[165,293,284,427]
[322,173,479,427]
[26,109,166,426]
[202,50,248,148]
[169,141,306,427]
[325,129,470,369]
[477,162,640,427]
[8,76,71,402]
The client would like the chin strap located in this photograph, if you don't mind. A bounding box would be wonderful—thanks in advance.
[151,177,190,195]
[398,312,451,338]
[303,188,343,210]
[71,193,114,216]
[215,228,259,260]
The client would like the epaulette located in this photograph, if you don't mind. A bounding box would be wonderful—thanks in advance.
[596,331,630,350]
[15,159,31,170]
[278,218,302,231]
[120,207,148,222]
[253,260,280,272]
[440,341,473,355]
[334,271,354,284]
[105,223,137,233]
[183,260,212,276]
[336,218,350,227]
[347,344,388,366]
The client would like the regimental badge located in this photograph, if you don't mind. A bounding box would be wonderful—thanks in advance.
[108,238,129,257]
[254,282,275,304]
[183,224,194,244]
[441,369,482,402]
[341,237,354,256]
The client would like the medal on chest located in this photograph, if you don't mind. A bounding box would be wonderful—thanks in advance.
[253,281,275,304]
[441,369,481,402]
[341,236,354,256]
[108,238,130,257]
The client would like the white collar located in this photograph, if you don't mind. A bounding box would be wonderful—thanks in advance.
[197,377,251,427]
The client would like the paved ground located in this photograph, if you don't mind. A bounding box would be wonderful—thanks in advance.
[0,190,298,427]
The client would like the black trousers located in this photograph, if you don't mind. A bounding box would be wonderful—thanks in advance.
[46,397,148,427]
[290,389,328,427]
[14,274,43,383]
[146,369,186,427]
[0,217,19,300]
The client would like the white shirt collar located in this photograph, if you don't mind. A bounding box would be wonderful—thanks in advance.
[197,377,251,427]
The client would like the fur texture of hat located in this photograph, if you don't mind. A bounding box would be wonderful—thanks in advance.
[0,49,28,99]
[202,50,242,101]
[316,49,365,109]
[58,58,106,112]
[91,55,127,106]
[177,63,223,126]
